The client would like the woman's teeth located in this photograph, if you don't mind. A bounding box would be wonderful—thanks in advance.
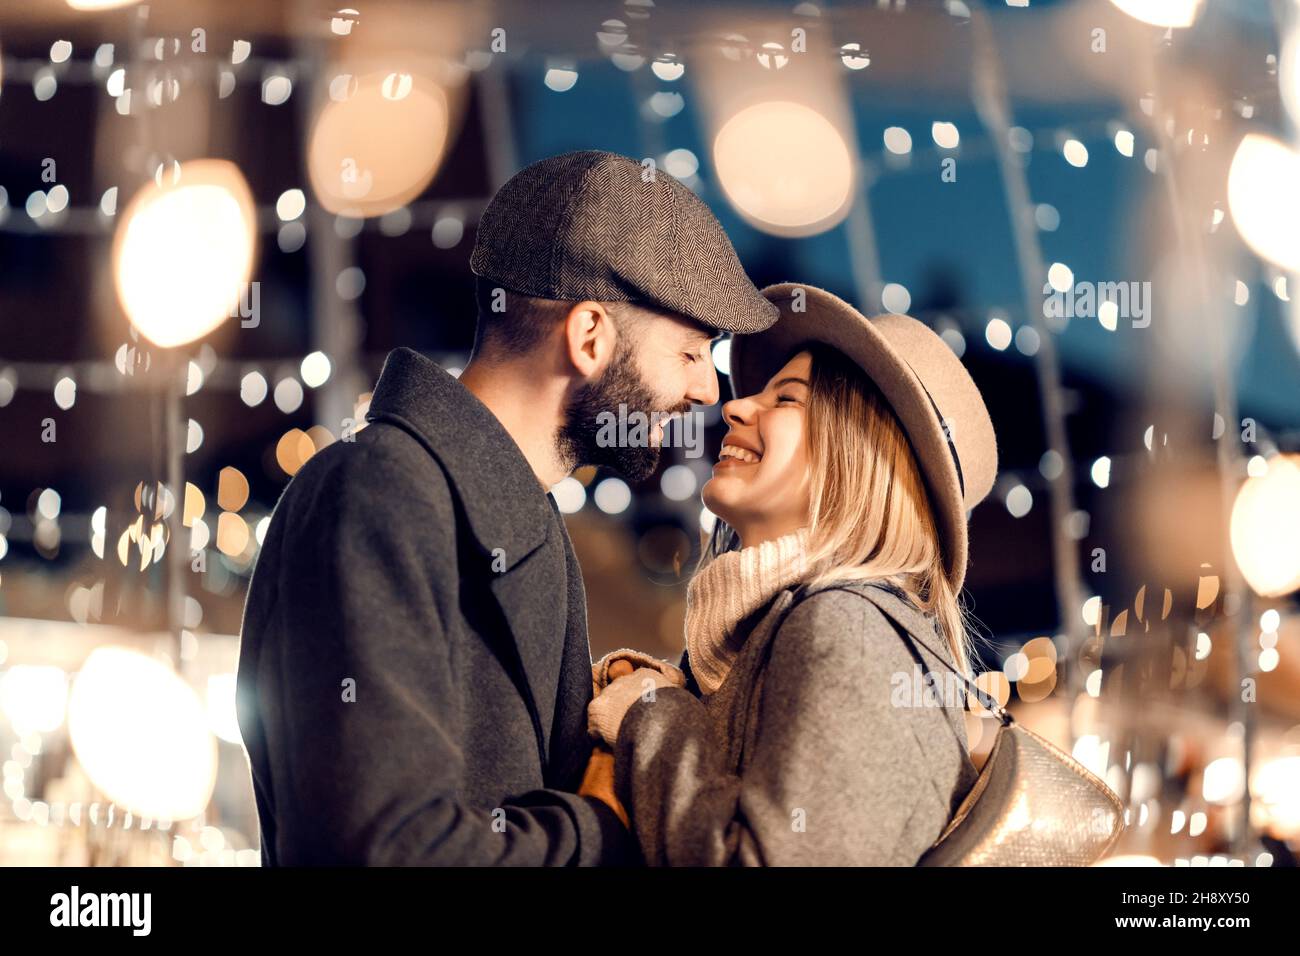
[719,444,761,464]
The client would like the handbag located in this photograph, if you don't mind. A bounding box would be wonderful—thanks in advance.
[821,584,1128,866]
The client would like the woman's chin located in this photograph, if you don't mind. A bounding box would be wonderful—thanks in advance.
[700,482,737,527]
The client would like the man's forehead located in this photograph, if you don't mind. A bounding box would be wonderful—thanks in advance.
[658,307,721,341]
[616,297,712,337]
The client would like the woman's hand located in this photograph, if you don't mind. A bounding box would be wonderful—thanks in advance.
[592,648,686,695]
[578,745,629,828]
[589,667,682,748]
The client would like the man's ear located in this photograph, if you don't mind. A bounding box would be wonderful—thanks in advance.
[562,300,616,379]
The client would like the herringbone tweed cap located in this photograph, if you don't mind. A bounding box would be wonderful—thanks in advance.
[470,150,778,334]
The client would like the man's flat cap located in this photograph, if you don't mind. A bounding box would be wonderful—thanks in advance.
[470,150,777,334]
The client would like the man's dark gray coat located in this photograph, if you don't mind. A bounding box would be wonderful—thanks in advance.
[236,346,638,865]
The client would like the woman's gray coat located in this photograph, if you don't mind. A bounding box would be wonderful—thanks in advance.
[613,580,979,866]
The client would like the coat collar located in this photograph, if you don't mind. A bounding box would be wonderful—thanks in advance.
[365,347,552,569]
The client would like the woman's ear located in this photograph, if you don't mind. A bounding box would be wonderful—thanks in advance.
[562,300,616,379]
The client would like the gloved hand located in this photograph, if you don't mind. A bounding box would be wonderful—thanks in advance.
[588,667,684,748]
[591,648,685,696]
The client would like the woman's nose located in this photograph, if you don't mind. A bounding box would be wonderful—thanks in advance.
[723,396,757,426]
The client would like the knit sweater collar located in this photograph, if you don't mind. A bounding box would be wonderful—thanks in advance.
[685,527,811,696]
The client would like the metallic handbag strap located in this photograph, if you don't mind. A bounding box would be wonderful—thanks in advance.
[811,584,1015,727]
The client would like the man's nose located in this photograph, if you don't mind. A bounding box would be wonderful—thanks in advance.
[686,359,720,408]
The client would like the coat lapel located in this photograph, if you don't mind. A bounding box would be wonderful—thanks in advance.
[366,347,569,766]
[538,508,596,790]
[486,540,565,762]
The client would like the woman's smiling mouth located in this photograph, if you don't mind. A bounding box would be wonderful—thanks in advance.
[716,443,762,467]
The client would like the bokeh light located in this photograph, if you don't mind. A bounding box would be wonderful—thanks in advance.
[112,159,257,348]
[67,647,217,821]
[712,101,853,237]
[307,69,451,217]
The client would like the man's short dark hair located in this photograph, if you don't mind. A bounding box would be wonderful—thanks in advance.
[470,276,649,362]
[471,277,564,359]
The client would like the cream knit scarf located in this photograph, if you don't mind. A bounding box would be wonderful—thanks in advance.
[685,527,811,696]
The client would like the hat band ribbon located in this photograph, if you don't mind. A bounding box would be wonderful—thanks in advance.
[900,357,966,500]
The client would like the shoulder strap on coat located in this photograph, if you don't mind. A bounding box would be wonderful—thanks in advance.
[791,583,1013,726]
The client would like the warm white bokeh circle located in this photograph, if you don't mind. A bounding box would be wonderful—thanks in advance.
[712,100,854,237]
[67,646,218,821]
[1108,0,1203,28]
[1227,133,1300,273]
[113,159,256,348]
[307,70,450,217]
[1230,453,1300,598]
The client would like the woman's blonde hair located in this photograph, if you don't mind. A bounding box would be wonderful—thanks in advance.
[705,342,974,677]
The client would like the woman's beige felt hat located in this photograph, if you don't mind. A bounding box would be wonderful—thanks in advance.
[728,282,999,592]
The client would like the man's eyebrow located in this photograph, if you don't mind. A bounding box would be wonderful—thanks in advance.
[684,328,720,351]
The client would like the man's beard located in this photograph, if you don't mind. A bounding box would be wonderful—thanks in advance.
[556,340,683,483]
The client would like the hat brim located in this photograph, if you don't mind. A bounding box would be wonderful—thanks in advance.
[728,282,969,592]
